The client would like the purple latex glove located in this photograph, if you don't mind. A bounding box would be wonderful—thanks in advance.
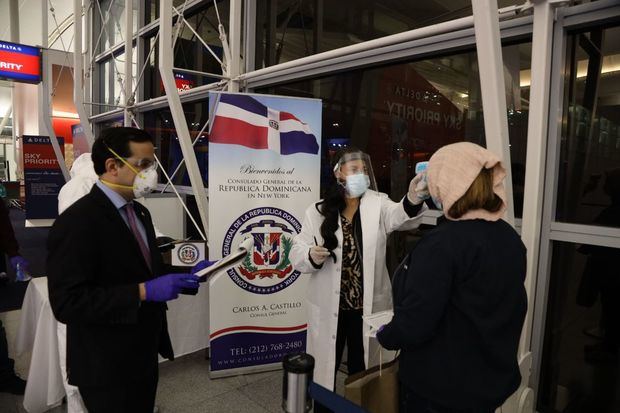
[144,273,200,302]
[377,325,386,334]
[9,256,29,272]
[191,260,217,281]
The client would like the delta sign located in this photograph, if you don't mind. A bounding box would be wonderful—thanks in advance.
[0,41,42,84]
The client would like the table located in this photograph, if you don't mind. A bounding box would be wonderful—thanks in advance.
[15,277,210,413]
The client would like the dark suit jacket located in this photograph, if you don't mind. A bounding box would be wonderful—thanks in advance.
[47,184,173,387]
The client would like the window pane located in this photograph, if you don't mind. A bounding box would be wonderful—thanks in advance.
[143,4,228,100]
[256,43,531,218]
[538,241,620,413]
[98,0,139,52]
[143,102,209,187]
[144,0,207,25]
[255,0,527,68]
[556,26,620,228]
[97,47,137,114]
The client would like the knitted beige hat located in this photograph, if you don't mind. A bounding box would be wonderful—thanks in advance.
[427,142,507,221]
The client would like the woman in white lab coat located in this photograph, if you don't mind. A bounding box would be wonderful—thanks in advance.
[291,148,428,410]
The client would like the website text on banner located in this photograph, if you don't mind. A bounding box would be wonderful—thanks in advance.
[208,92,322,376]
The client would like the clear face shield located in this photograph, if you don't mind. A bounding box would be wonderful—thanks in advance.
[333,151,377,198]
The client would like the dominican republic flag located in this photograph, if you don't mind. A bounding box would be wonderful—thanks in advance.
[209,93,319,155]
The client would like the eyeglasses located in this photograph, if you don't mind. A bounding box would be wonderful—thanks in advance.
[105,145,156,170]
[127,158,155,169]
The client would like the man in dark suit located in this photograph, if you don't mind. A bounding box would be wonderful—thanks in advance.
[47,127,203,413]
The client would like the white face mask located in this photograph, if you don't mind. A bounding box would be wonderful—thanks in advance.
[102,146,158,199]
[132,165,158,198]
[344,173,370,198]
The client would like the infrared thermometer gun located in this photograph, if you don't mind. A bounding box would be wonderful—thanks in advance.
[194,237,254,280]
[415,161,429,175]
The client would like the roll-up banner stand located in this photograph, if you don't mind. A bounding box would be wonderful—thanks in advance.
[208,92,321,377]
[23,135,65,227]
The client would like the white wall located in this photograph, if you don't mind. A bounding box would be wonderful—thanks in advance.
[0,0,75,50]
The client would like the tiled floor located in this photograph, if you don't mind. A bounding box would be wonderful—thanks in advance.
[0,350,347,413]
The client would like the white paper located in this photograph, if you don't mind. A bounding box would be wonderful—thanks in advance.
[363,310,393,338]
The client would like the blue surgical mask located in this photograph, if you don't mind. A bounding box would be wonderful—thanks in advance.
[344,173,370,198]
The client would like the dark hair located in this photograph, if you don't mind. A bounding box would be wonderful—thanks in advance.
[448,168,503,219]
[92,127,154,175]
[318,147,361,250]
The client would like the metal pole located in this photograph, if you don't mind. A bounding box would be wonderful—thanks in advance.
[520,0,554,360]
[124,0,133,126]
[159,0,209,239]
[74,0,95,146]
[511,2,556,412]
[471,0,515,226]
[9,0,20,180]
[244,0,256,76]
[228,0,242,92]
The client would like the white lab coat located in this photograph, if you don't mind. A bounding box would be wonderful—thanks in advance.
[291,189,425,390]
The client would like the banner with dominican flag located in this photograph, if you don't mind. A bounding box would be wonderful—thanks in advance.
[208,92,321,376]
[209,93,319,156]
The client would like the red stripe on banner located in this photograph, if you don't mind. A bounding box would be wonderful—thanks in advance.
[209,115,268,149]
[210,323,308,339]
[0,51,40,76]
[279,111,302,123]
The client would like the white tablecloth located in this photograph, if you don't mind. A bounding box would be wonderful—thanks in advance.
[15,277,209,413]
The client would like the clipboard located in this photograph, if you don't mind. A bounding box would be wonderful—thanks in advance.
[194,237,254,279]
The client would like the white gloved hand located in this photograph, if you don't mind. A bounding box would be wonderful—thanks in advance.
[407,173,430,205]
[309,246,330,266]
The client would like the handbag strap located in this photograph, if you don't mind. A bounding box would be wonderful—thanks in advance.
[378,347,400,377]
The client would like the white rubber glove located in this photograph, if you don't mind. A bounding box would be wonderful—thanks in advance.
[407,173,430,205]
[309,246,331,266]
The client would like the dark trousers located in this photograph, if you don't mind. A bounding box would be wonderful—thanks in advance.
[0,320,15,384]
[79,371,158,413]
[315,309,365,413]
[400,383,495,413]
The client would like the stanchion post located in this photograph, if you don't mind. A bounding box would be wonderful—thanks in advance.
[282,353,315,413]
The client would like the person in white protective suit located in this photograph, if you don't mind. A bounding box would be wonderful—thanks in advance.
[58,154,99,216]
[290,147,429,412]
[55,153,96,413]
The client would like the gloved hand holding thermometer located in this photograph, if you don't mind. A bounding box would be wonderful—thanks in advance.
[407,161,431,205]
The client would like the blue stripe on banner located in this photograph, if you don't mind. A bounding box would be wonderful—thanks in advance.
[280,131,319,155]
[0,41,40,57]
[211,330,306,371]
[0,71,40,83]
[219,93,268,117]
